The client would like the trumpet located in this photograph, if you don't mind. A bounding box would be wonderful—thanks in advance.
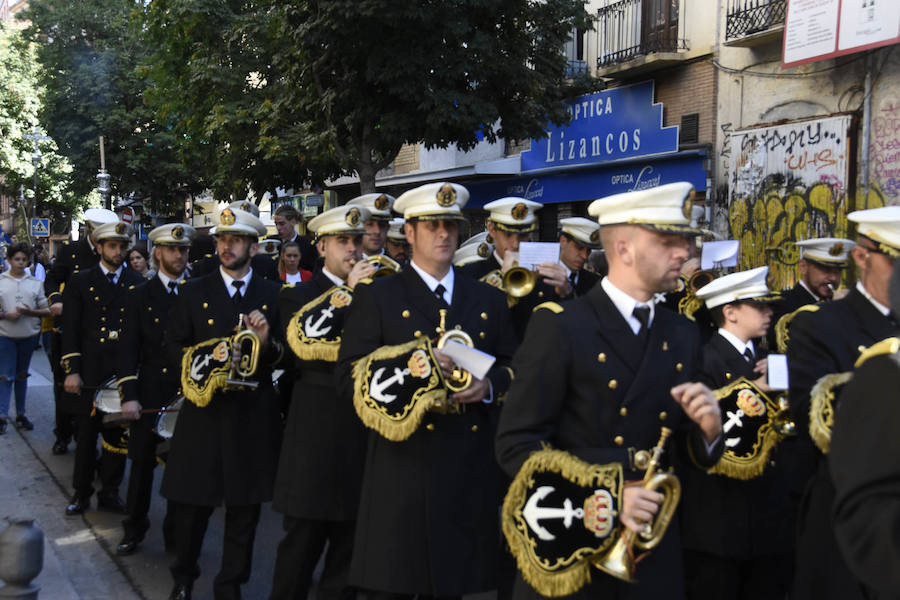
[434,308,473,393]
[772,394,797,436]
[352,255,401,278]
[226,314,261,390]
[502,264,538,299]
[593,427,681,583]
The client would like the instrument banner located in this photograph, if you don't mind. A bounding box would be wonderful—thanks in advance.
[809,371,852,455]
[286,285,353,362]
[180,336,232,407]
[101,424,129,456]
[775,304,820,354]
[502,448,623,598]
[708,377,785,479]
[352,337,448,442]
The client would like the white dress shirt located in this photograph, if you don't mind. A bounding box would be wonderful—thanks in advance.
[856,281,891,316]
[321,266,345,288]
[220,266,253,297]
[99,263,124,285]
[409,260,454,305]
[601,277,655,334]
[157,271,186,294]
[717,328,756,360]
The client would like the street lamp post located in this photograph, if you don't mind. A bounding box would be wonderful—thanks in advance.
[97,136,110,209]
[23,126,50,241]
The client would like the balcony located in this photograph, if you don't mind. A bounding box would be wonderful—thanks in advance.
[594,0,689,78]
[725,0,786,47]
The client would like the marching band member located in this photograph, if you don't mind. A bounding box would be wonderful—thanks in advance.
[557,217,604,296]
[346,193,395,258]
[385,217,410,265]
[44,208,119,455]
[461,198,568,340]
[496,183,723,600]
[781,238,855,311]
[269,205,376,600]
[61,219,143,516]
[830,260,900,598]
[680,267,792,600]
[115,223,197,556]
[161,207,284,600]
[337,182,517,600]
[190,200,280,282]
[788,207,900,600]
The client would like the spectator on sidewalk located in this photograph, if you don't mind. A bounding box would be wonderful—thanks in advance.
[0,243,51,434]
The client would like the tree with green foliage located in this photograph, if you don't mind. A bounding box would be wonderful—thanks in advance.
[0,23,76,239]
[141,0,332,204]
[259,0,599,192]
[22,0,205,217]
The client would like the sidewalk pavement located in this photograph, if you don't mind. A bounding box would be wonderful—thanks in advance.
[0,351,141,600]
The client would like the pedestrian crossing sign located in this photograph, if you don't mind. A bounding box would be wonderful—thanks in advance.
[31,218,50,237]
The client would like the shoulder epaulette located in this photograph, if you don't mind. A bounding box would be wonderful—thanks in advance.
[534,301,564,314]
[855,337,900,368]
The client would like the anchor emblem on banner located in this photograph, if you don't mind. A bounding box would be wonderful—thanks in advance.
[304,305,336,338]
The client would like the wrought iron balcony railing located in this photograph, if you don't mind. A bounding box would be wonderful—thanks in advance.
[725,0,786,41]
[595,0,688,68]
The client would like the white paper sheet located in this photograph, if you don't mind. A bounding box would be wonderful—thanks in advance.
[767,354,789,390]
[700,240,740,270]
[517,242,560,270]
[440,340,496,381]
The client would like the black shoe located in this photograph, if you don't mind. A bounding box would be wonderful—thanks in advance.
[52,439,68,455]
[116,534,142,556]
[168,583,192,600]
[97,494,126,514]
[15,415,33,431]
[65,495,89,516]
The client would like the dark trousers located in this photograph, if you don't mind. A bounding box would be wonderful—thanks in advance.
[123,419,159,538]
[684,550,791,600]
[357,592,461,600]
[269,516,355,600]
[72,412,125,498]
[171,502,261,600]
[50,332,75,442]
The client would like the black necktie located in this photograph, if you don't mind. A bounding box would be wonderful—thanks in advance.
[569,270,578,291]
[168,281,178,295]
[433,284,449,307]
[633,305,651,346]
[106,271,116,286]
[743,347,755,363]
[232,280,244,304]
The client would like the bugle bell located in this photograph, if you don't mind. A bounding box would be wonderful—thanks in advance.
[502,264,538,299]
[435,308,473,393]
[227,314,261,390]
[593,427,681,583]
[354,255,401,278]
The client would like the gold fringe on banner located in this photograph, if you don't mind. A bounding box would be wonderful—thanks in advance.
[352,337,447,442]
[502,447,623,598]
[286,286,353,362]
[775,304,820,354]
[809,371,852,454]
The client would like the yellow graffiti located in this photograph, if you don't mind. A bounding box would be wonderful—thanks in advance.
[729,182,885,291]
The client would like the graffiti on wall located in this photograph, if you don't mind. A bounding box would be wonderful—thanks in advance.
[873,101,900,199]
[728,115,862,290]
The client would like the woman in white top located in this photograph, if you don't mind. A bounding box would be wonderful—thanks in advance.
[0,243,51,433]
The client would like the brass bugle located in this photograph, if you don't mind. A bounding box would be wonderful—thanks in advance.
[502,263,537,299]
[226,314,261,390]
[351,255,401,277]
[593,427,681,583]
[773,394,796,436]
[435,308,473,393]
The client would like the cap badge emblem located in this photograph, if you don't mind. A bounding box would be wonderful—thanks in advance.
[172,226,184,240]
[375,194,390,211]
[346,207,361,226]
[511,202,528,221]
[590,230,600,243]
[477,242,490,258]
[682,193,693,220]
[221,209,236,226]
[436,184,456,207]
[829,242,844,256]
[115,223,127,235]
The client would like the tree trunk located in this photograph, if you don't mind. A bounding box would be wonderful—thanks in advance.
[356,154,377,195]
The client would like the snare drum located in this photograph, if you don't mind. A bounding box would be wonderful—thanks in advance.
[93,377,122,413]
[155,396,184,440]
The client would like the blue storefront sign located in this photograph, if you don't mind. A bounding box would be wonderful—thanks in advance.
[465,152,706,209]
[521,81,680,172]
